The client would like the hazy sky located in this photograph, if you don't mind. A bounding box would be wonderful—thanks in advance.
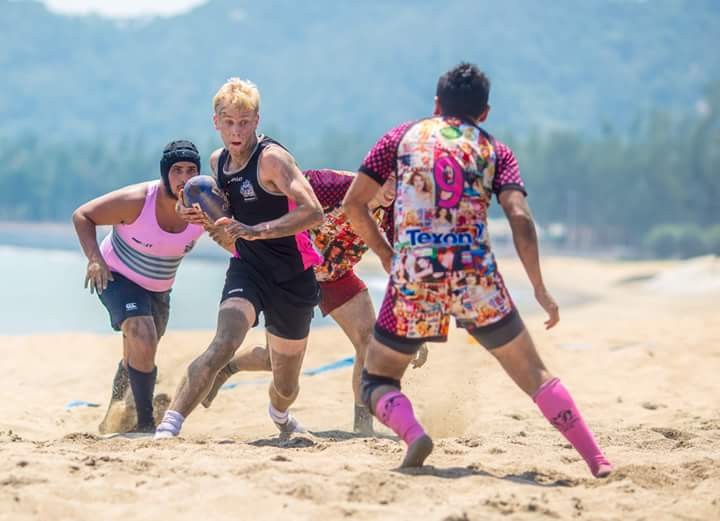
[42,0,208,18]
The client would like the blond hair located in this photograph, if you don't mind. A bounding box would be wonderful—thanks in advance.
[213,78,260,114]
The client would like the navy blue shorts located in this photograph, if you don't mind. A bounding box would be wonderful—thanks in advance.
[98,272,171,337]
[221,258,319,340]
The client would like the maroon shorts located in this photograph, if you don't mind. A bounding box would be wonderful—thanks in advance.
[318,271,368,316]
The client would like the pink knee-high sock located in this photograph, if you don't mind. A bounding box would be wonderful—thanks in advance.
[374,391,426,446]
[533,378,612,477]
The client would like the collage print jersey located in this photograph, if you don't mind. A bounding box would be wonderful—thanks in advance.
[362,117,526,341]
[304,169,392,283]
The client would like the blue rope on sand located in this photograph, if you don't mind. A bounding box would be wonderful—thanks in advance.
[303,355,355,376]
[64,400,100,410]
[220,355,355,391]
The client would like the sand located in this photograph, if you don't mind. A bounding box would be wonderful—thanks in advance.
[1,256,719,521]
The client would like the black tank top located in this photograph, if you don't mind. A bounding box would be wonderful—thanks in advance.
[216,136,318,282]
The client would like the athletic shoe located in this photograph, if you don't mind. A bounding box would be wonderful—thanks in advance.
[153,429,177,439]
[273,414,306,440]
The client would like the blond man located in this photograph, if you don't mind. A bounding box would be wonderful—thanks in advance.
[155,79,323,438]
[201,169,429,435]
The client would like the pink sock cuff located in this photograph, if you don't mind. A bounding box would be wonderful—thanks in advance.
[532,377,560,402]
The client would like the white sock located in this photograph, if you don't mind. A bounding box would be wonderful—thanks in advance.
[268,403,289,424]
[156,409,185,436]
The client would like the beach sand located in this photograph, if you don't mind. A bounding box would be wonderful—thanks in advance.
[1,256,718,521]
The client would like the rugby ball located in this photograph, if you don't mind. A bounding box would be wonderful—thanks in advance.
[182,175,231,222]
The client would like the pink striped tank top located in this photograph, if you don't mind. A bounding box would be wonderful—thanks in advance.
[99,181,204,292]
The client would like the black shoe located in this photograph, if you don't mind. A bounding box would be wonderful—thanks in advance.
[132,422,157,434]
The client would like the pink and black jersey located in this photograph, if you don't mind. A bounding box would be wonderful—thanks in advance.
[304,169,393,282]
[359,117,526,283]
[216,137,321,282]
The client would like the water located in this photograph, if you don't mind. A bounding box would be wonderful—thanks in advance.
[0,245,534,335]
[0,245,325,335]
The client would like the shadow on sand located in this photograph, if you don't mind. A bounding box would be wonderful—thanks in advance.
[398,465,579,487]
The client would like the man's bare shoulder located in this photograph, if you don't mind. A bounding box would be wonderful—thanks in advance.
[112,181,151,203]
[258,146,301,192]
[78,181,150,225]
[259,144,296,172]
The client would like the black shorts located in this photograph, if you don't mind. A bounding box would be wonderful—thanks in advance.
[374,308,525,355]
[221,258,319,340]
[98,272,171,338]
